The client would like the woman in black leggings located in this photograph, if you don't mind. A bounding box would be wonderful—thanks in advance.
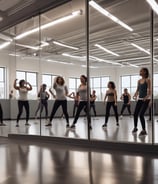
[102,81,119,128]
[45,76,70,128]
[132,68,151,136]
[14,79,32,127]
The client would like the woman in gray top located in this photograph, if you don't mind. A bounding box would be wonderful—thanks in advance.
[70,75,90,129]
[45,76,70,128]
[132,67,151,136]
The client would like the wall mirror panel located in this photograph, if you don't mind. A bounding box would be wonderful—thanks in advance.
[89,0,153,143]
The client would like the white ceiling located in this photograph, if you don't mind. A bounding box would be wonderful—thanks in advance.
[0,0,158,68]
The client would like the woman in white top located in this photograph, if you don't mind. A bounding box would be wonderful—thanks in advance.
[14,79,32,127]
[45,76,70,128]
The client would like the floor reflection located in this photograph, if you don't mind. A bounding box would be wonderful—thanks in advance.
[0,138,158,184]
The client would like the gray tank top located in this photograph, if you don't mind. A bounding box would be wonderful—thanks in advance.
[138,81,147,98]
[78,85,87,101]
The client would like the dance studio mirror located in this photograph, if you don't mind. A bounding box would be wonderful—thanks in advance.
[89,0,153,143]
[0,0,157,144]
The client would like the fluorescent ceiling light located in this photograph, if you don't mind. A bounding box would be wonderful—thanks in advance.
[89,0,133,32]
[9,53,20,57]
[0,41,11,49]
[16,42,49,50]
[0,33,13,42]
[131,43,150,55]
[15,10,81,40]
[89,55,123,65]
[95,44,120,56]
[127,63,139,68]
[146,0,158,15]
[53,41,79,50]
[47,59,74,65]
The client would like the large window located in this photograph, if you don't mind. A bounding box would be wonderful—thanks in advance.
[69,77,80,94]
[0,67,6,99]
[42,74,57,98]
[16,71,37,99]
[121,75,140,98]
[69,76,110,101]
[90,76,110,101]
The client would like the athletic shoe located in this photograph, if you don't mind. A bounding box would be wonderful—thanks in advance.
[16,124,19,127]
[66,124,70,128]
[45,123,52,126]
[102,123,107,128]
[116,122,119,126]
[132,128,138,133]
[70,124,76,129]
[0,123,6,126]
[25,123,31,126]
[139,130,147,136]
[119,115,123,119]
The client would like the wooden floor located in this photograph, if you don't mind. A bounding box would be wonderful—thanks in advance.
[0,116,158,144]
[0,137,158,184]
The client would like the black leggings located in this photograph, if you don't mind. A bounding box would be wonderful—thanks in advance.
[17,100,29,123]
[73,101,87,124]
[134,100,150,130]
[105,102,118,124]
[35,100,48,119]
[120,104,131,115]
[90,103,97,116]
[49,100,69,124]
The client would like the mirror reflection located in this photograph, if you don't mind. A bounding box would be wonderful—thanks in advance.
[0,0,157,144]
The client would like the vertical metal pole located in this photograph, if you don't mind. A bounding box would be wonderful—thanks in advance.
[150,10,154,144]
[85,0,91,141]
[39,13,42,136]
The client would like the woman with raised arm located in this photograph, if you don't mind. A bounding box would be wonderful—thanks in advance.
[132,67,151,136]
[45,76,70,128]
[14,79,32,127]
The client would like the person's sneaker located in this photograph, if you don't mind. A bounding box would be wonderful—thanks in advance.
[89,125,92,130]
[0,123,6,126]
[132,128,138,134]
[16,124,19,127]
[25,123,31,126]
[70,124,76,129]
[119,115,123,119]
[102,123,107,128]
[116,122,119,126]
[139,130,147,136]
[45,123,52,126]
[66,124,70,128]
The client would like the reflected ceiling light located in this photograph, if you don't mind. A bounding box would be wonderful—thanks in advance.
[16,43,39,50]
[15,10,82,40]
[53,41,79,50]
[0,33,13,42]
[62,53,85,61]
[95,44,120,56]
[81,65,98,68]
[131,43,150,55]
[0,41,11,49]
[9,53,20,57]
[89,0,133,32]
[146,0,158,15]
[127,63,139,68]
[89,55,123,66]
[16,42,49,50]
[47,59,74,65]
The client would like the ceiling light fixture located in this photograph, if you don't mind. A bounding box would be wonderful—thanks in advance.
[95,44,120,56]
[15,10,82,40]
[0,41,11,49]
[131,43,150,55]
[89,0,133,32]
[146,0,158,15]
[53,41,79,50]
